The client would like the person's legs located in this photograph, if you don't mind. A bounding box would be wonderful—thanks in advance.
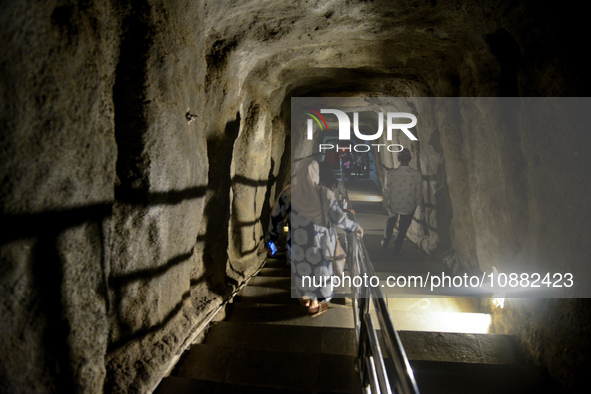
[382,214,398,247]
[392,210,415,254]
[309,279,331,316]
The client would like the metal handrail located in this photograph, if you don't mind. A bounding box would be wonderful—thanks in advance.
[346,229,420,394]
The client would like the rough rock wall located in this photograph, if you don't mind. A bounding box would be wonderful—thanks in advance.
[104,1,212,392]
[0,0,280,392]
[417,96,591,388]
[473,98,591,390]
[1,1,118,392]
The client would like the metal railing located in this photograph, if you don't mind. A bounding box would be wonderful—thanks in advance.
[346,230,420,394]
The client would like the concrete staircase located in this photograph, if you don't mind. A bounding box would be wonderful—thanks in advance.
[155,254,361,393]
[155,249,557,393]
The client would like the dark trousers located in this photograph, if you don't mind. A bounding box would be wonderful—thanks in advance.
[383,209,415,253]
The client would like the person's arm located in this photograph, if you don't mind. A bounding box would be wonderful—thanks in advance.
[339,183,355,215]
[325,188,363,237]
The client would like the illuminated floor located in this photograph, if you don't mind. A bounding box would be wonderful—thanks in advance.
[345,177,493,334]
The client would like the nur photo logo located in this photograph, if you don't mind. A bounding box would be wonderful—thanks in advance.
[303,107,418,153]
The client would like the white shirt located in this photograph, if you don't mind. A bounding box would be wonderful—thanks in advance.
[383,166,423,215]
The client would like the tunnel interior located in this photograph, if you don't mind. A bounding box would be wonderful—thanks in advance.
[1,0,590,393]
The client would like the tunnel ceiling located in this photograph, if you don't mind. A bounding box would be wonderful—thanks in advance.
[202,0,560,101]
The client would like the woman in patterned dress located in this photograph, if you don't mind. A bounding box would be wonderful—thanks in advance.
[289,158,363,316]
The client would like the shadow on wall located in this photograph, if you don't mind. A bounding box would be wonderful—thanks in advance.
[200,113,241,297]
[108,250,195,353]
[105,0,215,372]
[259,157,277,248]
[2,187,211,392]
[230,169,275,259]
[2,203,112,393]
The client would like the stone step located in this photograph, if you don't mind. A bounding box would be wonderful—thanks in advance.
[169,343,361,393]
[257,267,291,277]
[247,276,292,289]
[248,273,356,295]
[203,322,522,365]
[235,285,352,304]
[156,375,312,394]
[397,331,524,365]
[387,309,492,334]
[408,359,558,394]
[204,321,357,357]
[264,258,290,269]
[157,330,544,393]
[266,251,287,260]
[235,286,296,304]
[226,302,355,329]
[154,376,216,394]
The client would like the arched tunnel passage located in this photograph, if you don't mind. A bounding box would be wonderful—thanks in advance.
[1,1,591,393]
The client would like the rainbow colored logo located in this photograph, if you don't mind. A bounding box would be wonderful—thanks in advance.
[303,108,328,132]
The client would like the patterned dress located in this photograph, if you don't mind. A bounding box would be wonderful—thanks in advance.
[290,187,359,302]
[382,166,423,215]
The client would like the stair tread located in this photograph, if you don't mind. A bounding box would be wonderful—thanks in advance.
[247,276,292,289]
[156,375,319,393]
[397,330,525,364]
[227,302,355,328]
[202,318,522,365]
[204,321,357,356]
[386,309,492,334]
[160,253,546,393]
[408,359,558,394]
[258,267,291,277]
[155,376,216,394]
[235,286,352,304]
[264,259,290,269]
[171,343,361,393]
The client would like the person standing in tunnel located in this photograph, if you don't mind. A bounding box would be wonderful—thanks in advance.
[290,158,363,316]
[381,148,423,256]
